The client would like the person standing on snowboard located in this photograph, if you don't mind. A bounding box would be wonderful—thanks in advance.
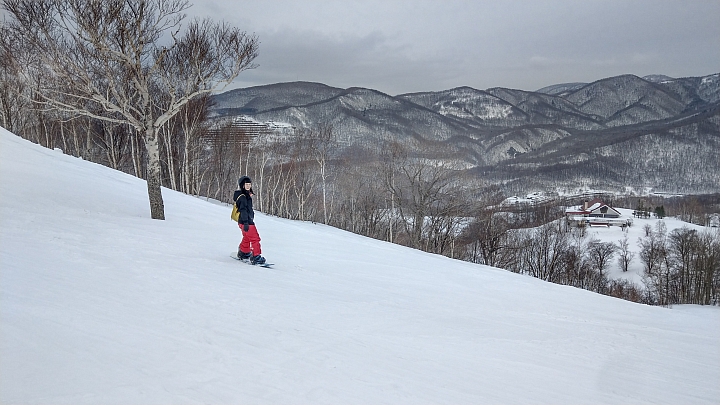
[234,176,266,265]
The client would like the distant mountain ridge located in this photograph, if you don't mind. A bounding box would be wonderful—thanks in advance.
[209,73,720,195]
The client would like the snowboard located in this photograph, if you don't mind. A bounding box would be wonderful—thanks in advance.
[230,254,273,268]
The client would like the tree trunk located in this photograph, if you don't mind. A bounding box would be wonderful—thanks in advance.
[71,122,80,158]
[181,136,192,194]
[144,128,165,220]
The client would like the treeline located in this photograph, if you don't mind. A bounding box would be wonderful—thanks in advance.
[458,215,642,300]
[638,222,720,306]
[0,91,215,198]
[458,216,719,305]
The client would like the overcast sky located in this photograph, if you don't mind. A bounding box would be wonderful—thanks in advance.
[191,0,719,95]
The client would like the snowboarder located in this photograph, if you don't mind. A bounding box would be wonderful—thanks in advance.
[234,176,266,265]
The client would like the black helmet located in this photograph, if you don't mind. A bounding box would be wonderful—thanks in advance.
[238,176,252,188]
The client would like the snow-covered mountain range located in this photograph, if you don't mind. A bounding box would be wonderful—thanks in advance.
[209,73,720,194]
[1,122,719,404]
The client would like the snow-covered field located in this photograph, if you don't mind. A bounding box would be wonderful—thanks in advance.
[505,191,712,288]
[1,127,719,404]
[583,209,710,286]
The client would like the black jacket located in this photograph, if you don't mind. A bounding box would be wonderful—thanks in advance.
[233,190,255,225]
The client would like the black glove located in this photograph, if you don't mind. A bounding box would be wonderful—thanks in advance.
[243,223,249,232]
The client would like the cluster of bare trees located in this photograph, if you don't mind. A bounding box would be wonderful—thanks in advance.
[456,216,657,301]
[458,213,719,305]
[638,222,720,306]
[2,0,258,219]
[473,224,615,293]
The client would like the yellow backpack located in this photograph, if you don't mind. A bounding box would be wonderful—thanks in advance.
[231,196,240,222]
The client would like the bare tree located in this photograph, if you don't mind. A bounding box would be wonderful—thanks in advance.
[202,124,249,201]
[639,227,666,276]
[664,227,720,305]
[93,119,131,170]
[695,230,720,305]
[559,242,593,289]
[3,0,258,219]
[668,227,698,303]
[617,234,635,273]
[587,240,617,278]
[297,124,338,224]
[381,142,457,249]
[459,205,515,268]
[177,95,210,195]
[0,23,32,134]
[520,222,568,282]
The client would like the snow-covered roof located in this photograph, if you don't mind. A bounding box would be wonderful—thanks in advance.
[566,201,622,217]
[588,204,622,216]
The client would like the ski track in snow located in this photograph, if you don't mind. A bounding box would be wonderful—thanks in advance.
[1,127,719,404]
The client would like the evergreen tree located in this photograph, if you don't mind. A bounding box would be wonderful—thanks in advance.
[655,205,666,219]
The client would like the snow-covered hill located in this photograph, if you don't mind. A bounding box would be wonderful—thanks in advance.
[1,127,718,404]
[208,73,720,195]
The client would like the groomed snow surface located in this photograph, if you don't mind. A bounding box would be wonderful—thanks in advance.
[1,127,718,404]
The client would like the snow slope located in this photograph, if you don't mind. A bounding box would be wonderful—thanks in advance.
[1,127,719,404]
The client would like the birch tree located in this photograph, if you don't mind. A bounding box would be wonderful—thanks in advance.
[298,124,337,224]
[617,234,635,273]
[0,23,30,134]
[3,0,258,219]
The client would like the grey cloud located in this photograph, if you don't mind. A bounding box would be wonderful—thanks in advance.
[193,0,720,94]
[231,29,467,95]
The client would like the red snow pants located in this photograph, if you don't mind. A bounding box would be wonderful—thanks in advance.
[239,224,262,255]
